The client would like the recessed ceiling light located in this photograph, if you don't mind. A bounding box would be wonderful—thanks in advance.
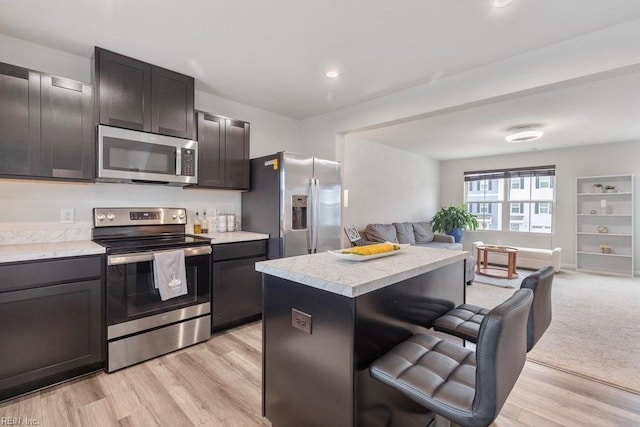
[326,70,339,78]
[492,0,513,7]
[506,126,543,143]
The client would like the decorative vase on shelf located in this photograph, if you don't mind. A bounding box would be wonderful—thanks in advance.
[592,184,603,193]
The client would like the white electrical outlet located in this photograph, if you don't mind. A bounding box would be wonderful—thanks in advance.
[60,208,75,224]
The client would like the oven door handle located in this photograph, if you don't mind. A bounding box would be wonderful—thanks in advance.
[108,246,212,265]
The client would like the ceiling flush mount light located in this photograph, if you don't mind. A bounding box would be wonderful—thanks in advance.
[506,126,544,143]
[492,0,513,7]
[326,70,339,78]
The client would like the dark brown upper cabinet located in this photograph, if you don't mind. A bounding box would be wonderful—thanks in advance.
[196,112,250,190]
[41,75,94,180]
[94,47,194,140]
[0,62,94,181]
[0,63,41,177]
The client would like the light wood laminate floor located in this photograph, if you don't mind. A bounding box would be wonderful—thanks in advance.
[1,321,639,426]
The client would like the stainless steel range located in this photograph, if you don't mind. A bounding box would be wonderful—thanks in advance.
[93,207,211,372]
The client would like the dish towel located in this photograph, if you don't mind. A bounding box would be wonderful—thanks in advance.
[153,249,188,301]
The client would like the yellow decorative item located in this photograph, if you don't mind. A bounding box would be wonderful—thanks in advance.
[597,225,609,234]
[342,243,400,255]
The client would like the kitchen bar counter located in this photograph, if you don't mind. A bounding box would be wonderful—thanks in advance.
[260,246,469,427]
[0,231,269,263]
[256,246,468,297]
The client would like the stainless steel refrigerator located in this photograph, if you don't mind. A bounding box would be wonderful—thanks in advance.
[241,152,342,259]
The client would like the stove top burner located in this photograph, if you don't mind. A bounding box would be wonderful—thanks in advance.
[94,233,211,254]
[92,208,212,254]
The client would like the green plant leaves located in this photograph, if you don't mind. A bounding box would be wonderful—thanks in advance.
[430,205,479,233]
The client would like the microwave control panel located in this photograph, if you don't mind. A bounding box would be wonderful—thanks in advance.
[181,148,196,176]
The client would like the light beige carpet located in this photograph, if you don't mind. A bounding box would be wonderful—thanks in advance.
[467,269,640,394]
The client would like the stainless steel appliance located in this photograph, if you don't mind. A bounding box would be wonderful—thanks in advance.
[241,152,342,258]
[92,207,211,372]
[97,125,198,186]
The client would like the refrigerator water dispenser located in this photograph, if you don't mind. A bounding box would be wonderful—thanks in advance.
[291,195,308,230]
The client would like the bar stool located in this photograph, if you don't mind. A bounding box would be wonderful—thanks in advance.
[369,289,533,427]
[433,265,554,351]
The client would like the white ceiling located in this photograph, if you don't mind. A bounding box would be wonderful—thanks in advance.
[2,1,640,159]
[353,66,640,160]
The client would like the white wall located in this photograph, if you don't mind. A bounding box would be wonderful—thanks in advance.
[0,34,301,233]
[0,179,239,232]
[439,141,640,271]
[339,136,439,233]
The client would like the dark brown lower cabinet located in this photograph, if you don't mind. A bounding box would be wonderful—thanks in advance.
[0,255,103,402]
[212,240,267,332]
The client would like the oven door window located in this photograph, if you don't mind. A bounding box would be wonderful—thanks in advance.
[103,137,176,175]
[107,254,210,325]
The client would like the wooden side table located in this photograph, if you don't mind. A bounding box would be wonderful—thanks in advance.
[476,245,519,279]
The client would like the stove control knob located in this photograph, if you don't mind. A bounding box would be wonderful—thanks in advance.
[172,213,178,220]
[106,213,116,221]
[96,214,106,221]
[178,212,185,220]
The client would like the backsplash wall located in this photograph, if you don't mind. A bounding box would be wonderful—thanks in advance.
[0,179,241,243]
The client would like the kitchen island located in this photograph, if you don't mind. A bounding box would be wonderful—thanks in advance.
[256,246,469,427]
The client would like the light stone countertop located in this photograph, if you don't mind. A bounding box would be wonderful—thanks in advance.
[0,241,106,264]
[202,231,269,244]
[0,231,269,264]
[255,245,469,298]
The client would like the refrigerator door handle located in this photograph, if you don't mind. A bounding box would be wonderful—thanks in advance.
[312,178,320,253]
[307,178,314,254]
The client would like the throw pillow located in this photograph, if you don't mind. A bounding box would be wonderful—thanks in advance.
[364,224,398,243]
[393,222,416,244]
[413,222,435,243]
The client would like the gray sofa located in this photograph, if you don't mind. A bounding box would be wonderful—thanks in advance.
[361,222,462,250]
[361,222,475,283]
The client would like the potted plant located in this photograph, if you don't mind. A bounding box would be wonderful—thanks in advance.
[605,185,616,193]
[430,205,479,243]
[592,183,603,193]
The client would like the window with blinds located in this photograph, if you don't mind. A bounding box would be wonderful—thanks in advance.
[464,166,556,233]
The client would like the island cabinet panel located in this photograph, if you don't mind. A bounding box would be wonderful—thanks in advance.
[195,112,250,190]
[262,260,464,427]
[0,255,104,402]
[263,277,355,427]
[0,63,40,177]
[41,75,94,180]
[94,47,195,140]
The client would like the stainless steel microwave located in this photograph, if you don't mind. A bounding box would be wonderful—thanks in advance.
[97,125,198,186]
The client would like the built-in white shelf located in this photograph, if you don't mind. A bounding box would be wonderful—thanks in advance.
[576,192,632,196]
[576,174,634,277]
[577,214,632,217]
[577,232,632,237]
[576,251,632,258]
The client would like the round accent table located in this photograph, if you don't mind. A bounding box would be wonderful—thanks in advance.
[476,245,519,279]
